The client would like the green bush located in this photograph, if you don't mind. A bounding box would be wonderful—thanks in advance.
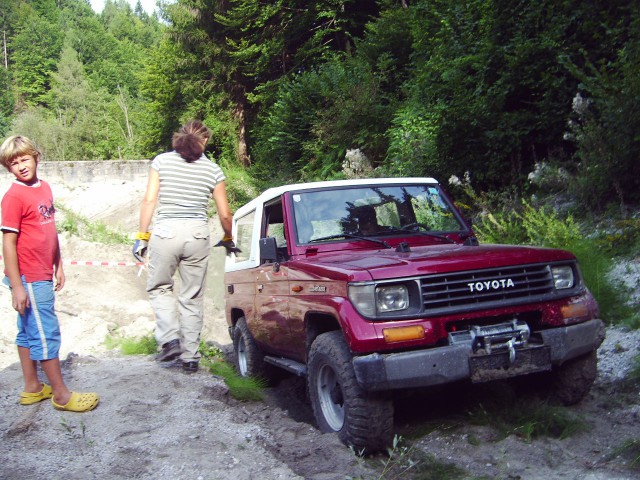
[214,156,259,211]
[474,201,581,248]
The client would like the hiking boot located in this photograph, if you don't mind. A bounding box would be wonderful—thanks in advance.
[156,339,181,362]
[158,358,183,369]
[182,361,199,374]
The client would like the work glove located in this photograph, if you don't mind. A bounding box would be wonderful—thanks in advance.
[214,235,241,255]
[132,232,151,262]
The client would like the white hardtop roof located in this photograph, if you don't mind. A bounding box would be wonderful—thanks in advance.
[235,177,439,217]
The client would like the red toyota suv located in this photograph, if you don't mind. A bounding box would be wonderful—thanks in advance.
[223,178,605,452]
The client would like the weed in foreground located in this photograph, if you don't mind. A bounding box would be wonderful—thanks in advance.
[469,396,588,442]
[352,435,468,480]
[61,417,87,440]
[630,355,640,384]
[105,334,157,355]
[199,342,266,401]
[609,439,640,470]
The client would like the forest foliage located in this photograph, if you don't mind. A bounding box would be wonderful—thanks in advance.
[1,0,639,213]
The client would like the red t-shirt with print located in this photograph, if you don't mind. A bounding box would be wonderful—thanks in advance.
[1,180,58,282]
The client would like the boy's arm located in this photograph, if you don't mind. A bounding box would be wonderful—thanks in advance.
[2,231,30,315]
[53,239,65,292]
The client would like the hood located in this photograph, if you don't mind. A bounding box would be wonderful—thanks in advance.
[297,243,575,280]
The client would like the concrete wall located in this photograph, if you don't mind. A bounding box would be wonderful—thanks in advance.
[0,160,151,184]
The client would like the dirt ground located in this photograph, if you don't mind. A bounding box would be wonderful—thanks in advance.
[0,179,639,480]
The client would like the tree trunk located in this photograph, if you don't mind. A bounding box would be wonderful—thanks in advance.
[234,102,250,167]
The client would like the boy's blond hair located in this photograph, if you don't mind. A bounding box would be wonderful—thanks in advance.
[0,135,41,170]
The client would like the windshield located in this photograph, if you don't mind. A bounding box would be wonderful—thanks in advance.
[291,184,464,244]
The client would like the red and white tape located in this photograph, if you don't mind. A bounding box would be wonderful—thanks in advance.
[0,255,144,267]
[64,260,144,267]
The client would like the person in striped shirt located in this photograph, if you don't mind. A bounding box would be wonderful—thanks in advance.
[134,120,236,374]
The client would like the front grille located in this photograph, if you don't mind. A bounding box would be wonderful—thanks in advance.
[420,263,565,316]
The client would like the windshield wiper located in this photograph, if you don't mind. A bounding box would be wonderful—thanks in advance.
[308,233,391,249]
[386,227,456,244]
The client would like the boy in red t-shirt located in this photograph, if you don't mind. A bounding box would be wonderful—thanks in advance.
[0,135,99,412]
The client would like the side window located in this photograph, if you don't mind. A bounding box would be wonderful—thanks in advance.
[234,210,255,263]
[264,199,288,256]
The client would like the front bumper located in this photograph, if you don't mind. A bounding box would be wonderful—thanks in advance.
[352,318,605,391]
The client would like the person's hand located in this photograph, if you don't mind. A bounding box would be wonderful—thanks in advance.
[132,232,151,262]
[12,285,30,315]
[54,266,65,292]
[214,235,241,255]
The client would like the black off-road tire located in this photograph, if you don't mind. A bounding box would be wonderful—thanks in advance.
[233,317,269,379]
[307,331,394,453]
[551,350,598,405]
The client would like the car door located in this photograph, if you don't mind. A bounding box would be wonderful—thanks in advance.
[253,199,296,355]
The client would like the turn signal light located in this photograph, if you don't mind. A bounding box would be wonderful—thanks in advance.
[383,325,425,343]
[561,301,588,320]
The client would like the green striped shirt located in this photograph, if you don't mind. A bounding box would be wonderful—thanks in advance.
[151,151,225,221]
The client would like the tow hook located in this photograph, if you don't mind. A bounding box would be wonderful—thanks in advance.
[507,338,516,364]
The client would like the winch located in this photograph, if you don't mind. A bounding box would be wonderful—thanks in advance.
[448,319,531,364]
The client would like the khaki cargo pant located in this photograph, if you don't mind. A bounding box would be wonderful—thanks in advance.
[146,219,210,363]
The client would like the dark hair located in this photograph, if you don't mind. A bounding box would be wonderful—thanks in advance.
[172,120,211,162]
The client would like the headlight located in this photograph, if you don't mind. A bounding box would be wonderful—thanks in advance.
[349,283,411,317]
[376,285,409,312]
[552,265,575,289]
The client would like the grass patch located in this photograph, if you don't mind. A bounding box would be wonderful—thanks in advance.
[362,435,468,480]
[630,355,640,384]
[105,333,157,355]
[400,418,466,442]
[199,342,266,401]
[469,395,588,442]
[609,438,640,470]
[406,453,470,480]
[57,203,130,244]
[397,382,588,446]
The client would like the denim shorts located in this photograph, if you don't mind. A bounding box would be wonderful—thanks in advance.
[3,276,61,360]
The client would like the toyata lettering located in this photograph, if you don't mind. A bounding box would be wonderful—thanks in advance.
[467,278,515,292]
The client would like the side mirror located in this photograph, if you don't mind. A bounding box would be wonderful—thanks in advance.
[259,237,278,263]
